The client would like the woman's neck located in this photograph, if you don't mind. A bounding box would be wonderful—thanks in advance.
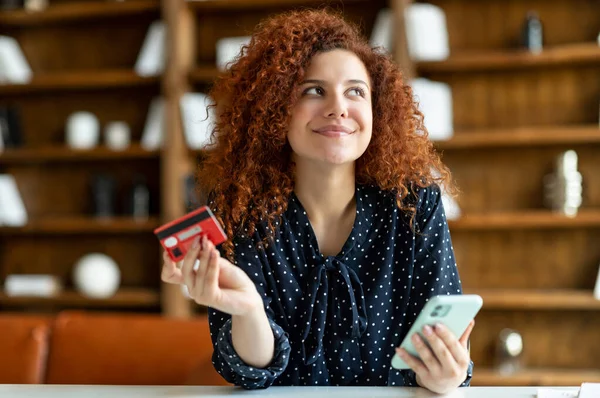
[293,158,356,225]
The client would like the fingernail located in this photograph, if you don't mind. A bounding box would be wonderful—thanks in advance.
[423,325,433,336]
[192,236,201,249]
[435,323,445,332]
[412,334,421,344]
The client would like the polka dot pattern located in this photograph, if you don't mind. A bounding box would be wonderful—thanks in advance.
[208,184,473,389]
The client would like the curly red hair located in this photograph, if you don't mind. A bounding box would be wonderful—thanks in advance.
[198,8,454,261]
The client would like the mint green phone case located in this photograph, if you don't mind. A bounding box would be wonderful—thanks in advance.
[391,294,483,370]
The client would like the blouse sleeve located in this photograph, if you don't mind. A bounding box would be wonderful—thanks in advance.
[401,184,473,387]
[208,234,291,389]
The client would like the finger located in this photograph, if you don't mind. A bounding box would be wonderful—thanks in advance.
[422,325,455,372]
[459,320,475,348]
[161,251,183,284]
[412,332,441,374]
[182,236,202,291]
[435,322,472,367]
[203,247,220,298]
[194,236,212,296]
[395,348,428,376]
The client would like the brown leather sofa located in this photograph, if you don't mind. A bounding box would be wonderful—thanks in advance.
[0,311,230,386]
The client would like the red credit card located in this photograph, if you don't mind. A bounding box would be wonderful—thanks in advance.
[154,206,227,262]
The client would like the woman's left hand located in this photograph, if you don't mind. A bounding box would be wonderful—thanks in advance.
[395,320,475,394]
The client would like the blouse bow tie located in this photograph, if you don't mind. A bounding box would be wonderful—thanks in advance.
[300,256,368,384]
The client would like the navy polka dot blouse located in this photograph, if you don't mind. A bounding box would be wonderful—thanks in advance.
[209,184,473,389]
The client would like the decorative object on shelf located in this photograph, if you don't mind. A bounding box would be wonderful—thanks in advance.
[0,0,23,10]
[370,8,393,54]
[0,105,23,151]
[135,21,166,77]
[141,97,164,150]
[180,92,215,150]
[431,167,461,220]
[404,3,449,61]
[216,36,251,71]
[594,262,600,300]
[3,274,62,297]
[495,328,523,375]
[126,174,150,221]
[521,11,543,54]
[66,111,100,150]
[543,150,582,217]
[410,78,453,140]
[91,173,117,218]
[24,0,46,12]
[0,36,33,84]
[0,174,28,226]
[104,121,131,151]
[72,253,121,299]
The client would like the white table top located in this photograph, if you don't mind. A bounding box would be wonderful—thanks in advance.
[0,385,580,398]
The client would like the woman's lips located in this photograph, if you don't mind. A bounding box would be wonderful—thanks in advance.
[312,125,354,137]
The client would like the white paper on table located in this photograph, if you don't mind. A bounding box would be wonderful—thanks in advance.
[580,383,600,398]
[537,388,579,398]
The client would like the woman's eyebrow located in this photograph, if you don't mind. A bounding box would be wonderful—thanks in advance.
[300,79,370,89]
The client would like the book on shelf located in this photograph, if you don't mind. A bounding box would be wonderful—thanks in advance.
[0,35,32,84]
[0,174,27,226]
[134,20,166,77]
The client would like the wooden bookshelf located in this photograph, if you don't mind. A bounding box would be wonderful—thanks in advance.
[0,288,160,309]
[448,211,600,231]
[186,0,365,12]
[0,217,159,235]
[473,368,600,386]
[0,0,160,26]
[466,289,600,311]
[435,126,600,150]
[0,145,159,164]
[189,66,220,84]
[417,43,600,74]
[0,70,159,95]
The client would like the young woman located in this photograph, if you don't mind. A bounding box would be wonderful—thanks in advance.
[161,9,474,394]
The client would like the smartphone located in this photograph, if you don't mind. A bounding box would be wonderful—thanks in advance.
[154,206,227,262]
[391,294,483,370]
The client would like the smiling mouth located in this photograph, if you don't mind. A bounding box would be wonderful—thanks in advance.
[313,129,354,138]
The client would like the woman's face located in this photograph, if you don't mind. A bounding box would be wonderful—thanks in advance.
[287,49,373,166]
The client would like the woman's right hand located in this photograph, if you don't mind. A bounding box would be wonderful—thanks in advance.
[161,235,263,316]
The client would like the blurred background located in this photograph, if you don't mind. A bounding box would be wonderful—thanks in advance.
[0,0,599,388]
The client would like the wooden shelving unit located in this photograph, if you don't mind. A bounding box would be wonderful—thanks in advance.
[0,1,163,315]
[435,126,600,150]
[0,217,159,235]
[0,288,160,309]
[0,145,159,164]
[0,70,159,95]
[449,210,600,230]
[403,0,600,387]
[465,289,600,311]
[0,0,160,26]
[417,43,600,74]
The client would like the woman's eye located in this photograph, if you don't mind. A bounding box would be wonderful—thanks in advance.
[348,87,365,97]
[304,87,324,96]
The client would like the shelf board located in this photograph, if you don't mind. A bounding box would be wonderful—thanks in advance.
[189,66,220,84]
[465,289,600,311]
[449,210,600,231]
[435,125,600,150]
[0,288,160,308]
[0,70,160,95]
[417,43,600,73]
[0,0,160,26]
[186,0,367,11]
[0,217,160,235]
[473,368,600,386]
[0,145,159,165]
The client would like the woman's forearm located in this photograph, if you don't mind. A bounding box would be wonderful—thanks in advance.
[232,306,275,368]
